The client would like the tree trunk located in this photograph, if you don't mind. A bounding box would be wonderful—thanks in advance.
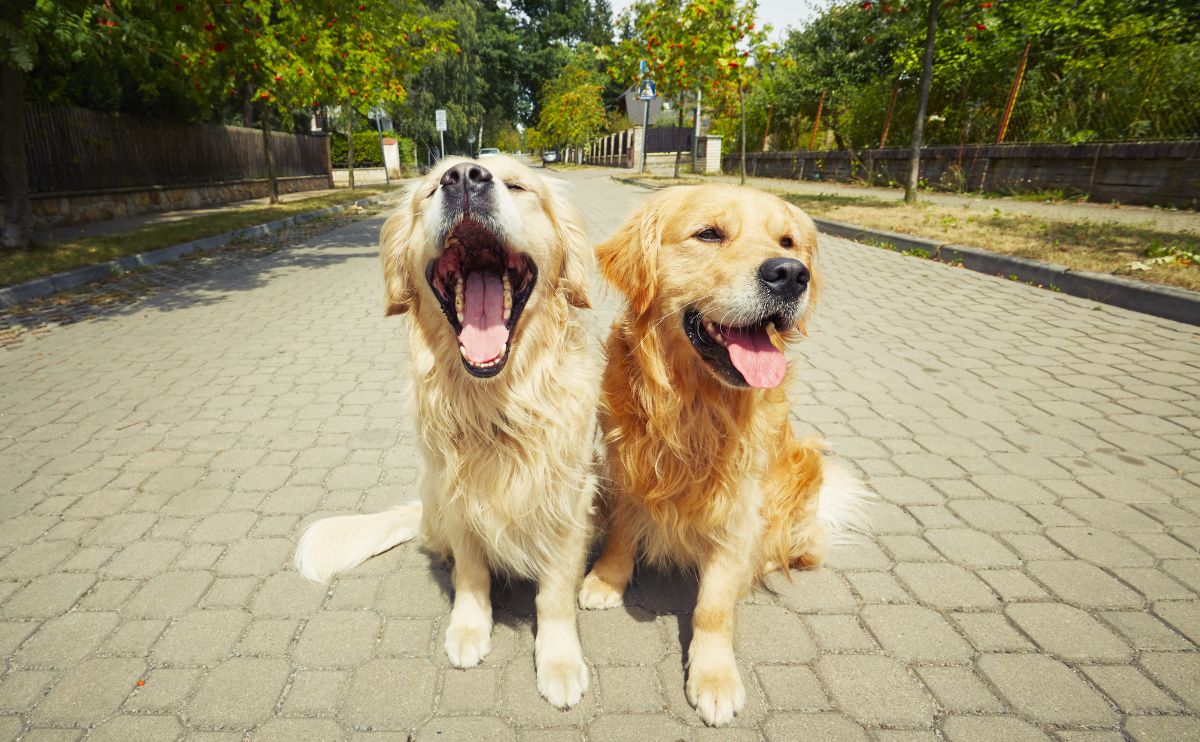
[1,63,31,249]
[347,110,356,189]
[672,95,684,179]
[244,83,256,127]
[905,0,938,204]
[260,107,279,205]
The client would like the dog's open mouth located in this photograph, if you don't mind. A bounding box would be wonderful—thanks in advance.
[683,308,788,389]
[426,219,537,378]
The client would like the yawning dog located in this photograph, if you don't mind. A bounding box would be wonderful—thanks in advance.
[578,184,868,725]
[294,156,598,708]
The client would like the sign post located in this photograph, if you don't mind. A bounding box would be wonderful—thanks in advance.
[636,67,657,175]
[370,106,390,185]
[435,109,448,162]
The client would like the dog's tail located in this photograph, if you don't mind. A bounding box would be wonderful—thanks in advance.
[817,459,872,545]
[294,502,423,584]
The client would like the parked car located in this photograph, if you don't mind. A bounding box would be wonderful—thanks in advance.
[541,149,558,166]
[479,147,501,158]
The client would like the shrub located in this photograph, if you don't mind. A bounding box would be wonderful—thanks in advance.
[331,131,415,169]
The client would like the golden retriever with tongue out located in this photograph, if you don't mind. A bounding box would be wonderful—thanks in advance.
[294,156,596,709]
[580,184,868,726]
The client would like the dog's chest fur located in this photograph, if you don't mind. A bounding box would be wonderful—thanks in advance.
[408,312,598,577]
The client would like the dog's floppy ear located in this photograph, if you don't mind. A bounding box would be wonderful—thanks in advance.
[380,202,416,316]
[595,198,661,316]
[553,200,593,309]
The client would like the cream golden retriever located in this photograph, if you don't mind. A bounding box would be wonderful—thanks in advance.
[294,156,597,708]
[579,184,868,725]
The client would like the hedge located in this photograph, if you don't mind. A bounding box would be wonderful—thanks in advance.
[331,131,416,169]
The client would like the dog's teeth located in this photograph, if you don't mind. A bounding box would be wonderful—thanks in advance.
[502,274,512,307]
[459,346,467,358]
[500,343,506,357]
[454,277,464,322]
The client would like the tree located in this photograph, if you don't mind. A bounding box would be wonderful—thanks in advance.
[608,0,770,177]
[534,48,607,160]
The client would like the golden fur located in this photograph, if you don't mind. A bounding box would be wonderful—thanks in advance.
[295,156,598,709]
[579,184,867,726]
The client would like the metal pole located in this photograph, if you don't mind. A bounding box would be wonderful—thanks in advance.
[740,84,746,185]
[809,88,826,151]
[439,130,445,163]
[641,98,650,174]
[693,86,702,172]
[996,41,1032,145]
[375,111,389,186]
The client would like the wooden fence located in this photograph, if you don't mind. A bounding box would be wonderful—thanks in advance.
[644,126,694,154]
[724,141,1200,208]
[20,104,330,195]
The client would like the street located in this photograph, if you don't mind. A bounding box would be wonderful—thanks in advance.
[0,168,1197,741]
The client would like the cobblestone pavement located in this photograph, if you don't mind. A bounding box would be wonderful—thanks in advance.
[0,167,1198,741]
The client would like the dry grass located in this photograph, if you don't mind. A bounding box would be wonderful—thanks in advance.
[776,193,1199,292]
[1,187,393,289]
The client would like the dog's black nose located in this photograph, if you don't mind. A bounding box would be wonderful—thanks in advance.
[757,257,810,300]
[440,163,493,193]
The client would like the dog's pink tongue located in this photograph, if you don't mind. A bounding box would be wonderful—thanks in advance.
[723,326,786,389]
[459,271,508,364]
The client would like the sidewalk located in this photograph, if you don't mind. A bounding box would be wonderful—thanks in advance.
[633,171,1200,234]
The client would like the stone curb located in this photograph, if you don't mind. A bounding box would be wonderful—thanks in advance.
[0,191,400,309]
[609,175,1200,327]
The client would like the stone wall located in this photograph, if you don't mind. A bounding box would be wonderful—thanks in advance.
[26,175,333,229]
[723,141,1200,208]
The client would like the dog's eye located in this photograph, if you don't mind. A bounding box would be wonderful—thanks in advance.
[780,236,794,249]
[695,227,723,243]
[505,181,526,192]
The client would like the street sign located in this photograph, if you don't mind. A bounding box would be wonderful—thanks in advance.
[639,59,649,76]
[637,79,657,100]
[435,109,447,132]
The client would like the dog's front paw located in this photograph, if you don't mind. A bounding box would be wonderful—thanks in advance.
[444,619,492,668]
[536,643,590,709]
[578,571,624,609]
[686,657,745,726]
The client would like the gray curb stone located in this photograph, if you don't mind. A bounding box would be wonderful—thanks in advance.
[610,175,1200,327]
[0,191,399,309]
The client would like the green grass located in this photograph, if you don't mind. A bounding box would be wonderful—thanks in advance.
[2,188,394,289]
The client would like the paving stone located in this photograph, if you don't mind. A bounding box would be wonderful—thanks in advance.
[1125,716,1200,742]
[0,669,58,712]
[0,542,75,579]
[1045,527,1155,567]
[734,604,816,663]
[103,619,168,656]
[816,655,935,727]
[256,718,349,741]
[1080,664,1181,713]
[1152,599,1200,644]
[579,605,665,665]
[1100,611,1192,650]
[1140,652,1200,711]
[123,571,212,618]
[215,538,292,576]
[184,657,289,727]
[762,713,867,742]
[124,667,202,712]
[950,612,1032,652]
[976,654,1118,726]
[587,714,688,742]
[762,568,857,613]
[860,604,972,662]
[755,665,829,710]
[924,529,1019,567]
[803,615,876,651]
[893,563,998,609]
[1024,561,1142,608]
[844,571,913,604]
[294,610,381,668]
[977,569,1049,601]
[915,666,1003,713]
[946,499,1041,532]
[597,665,664,713]
[88,715,183,742]
[15,611,119,667]
[2,574,95,618]
[941,716,1049,742]
[376,569,452,617]
[282,669,346,715]
[341,659,438,728]
[153,609,250,665]
[1005,603,1132,661]
[377,618,436,657]
[238,618,299,656]
[31,657,145,726]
